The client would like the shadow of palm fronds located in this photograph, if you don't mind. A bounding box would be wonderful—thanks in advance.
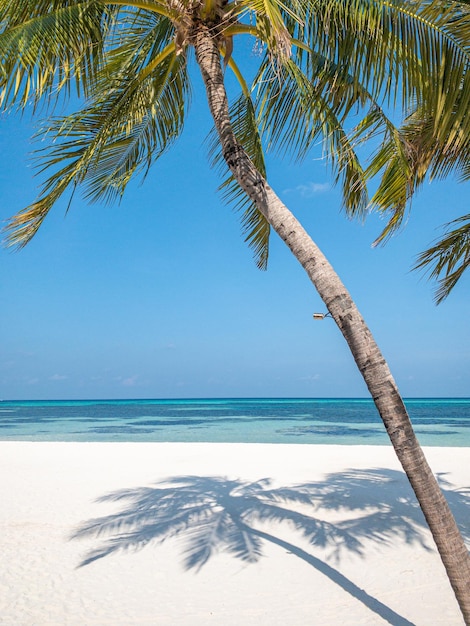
[72,469,470,569]
[71,469,470,626]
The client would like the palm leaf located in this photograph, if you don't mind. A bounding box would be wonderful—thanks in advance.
[365,120,420,243]
[239,0,302,58]
[366,102,470,245]
[268,0,470,221]
[255,57,369,218]
[302,0,470,112]
[3,12,188,247]
[414,214,470,303]
[209,94,270,270]
[0,1,118,109]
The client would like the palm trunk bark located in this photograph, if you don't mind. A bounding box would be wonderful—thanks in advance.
[194,27,470,624]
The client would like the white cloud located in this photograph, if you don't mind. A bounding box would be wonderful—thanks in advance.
[50,374,68,381]
[299,374,321,382]
[284,182,331,198]
[121,375,139,387]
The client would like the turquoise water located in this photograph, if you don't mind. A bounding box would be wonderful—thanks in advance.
[0,398,469,445]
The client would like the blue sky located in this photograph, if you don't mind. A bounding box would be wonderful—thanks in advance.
[1,57,469,400]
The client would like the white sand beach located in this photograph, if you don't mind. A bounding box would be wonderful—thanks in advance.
[0,442,468,625]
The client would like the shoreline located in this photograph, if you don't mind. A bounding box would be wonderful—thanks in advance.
[1,442,468,625]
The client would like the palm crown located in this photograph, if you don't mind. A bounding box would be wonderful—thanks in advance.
[1,0,470,294]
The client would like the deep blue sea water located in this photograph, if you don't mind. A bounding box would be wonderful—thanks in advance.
[0,398,469,445]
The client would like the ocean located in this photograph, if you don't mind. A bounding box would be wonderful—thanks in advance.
[0,398,469,445]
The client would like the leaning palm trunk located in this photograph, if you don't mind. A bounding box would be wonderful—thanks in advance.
[194,27,470,623]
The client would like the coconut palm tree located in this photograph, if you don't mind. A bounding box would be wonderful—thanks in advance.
[1,0,470,620]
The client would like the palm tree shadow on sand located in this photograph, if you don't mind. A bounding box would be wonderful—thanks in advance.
[72,469,470,626]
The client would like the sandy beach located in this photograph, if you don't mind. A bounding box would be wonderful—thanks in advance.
[0,442,468,625]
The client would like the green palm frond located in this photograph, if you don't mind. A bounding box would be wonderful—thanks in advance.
[4,12,188,247]
[365,102,470,245]
[239,0,304,58]
[302,0,470,113]
[0,1,119,109]
[365,121,420,244]
[209,94,270,270]
[402,105,470,184]
[414,214,470,304]
[280,0,470,205]
[256,58,369,218]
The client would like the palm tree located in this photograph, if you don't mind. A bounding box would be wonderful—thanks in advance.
[1,0,470,620]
